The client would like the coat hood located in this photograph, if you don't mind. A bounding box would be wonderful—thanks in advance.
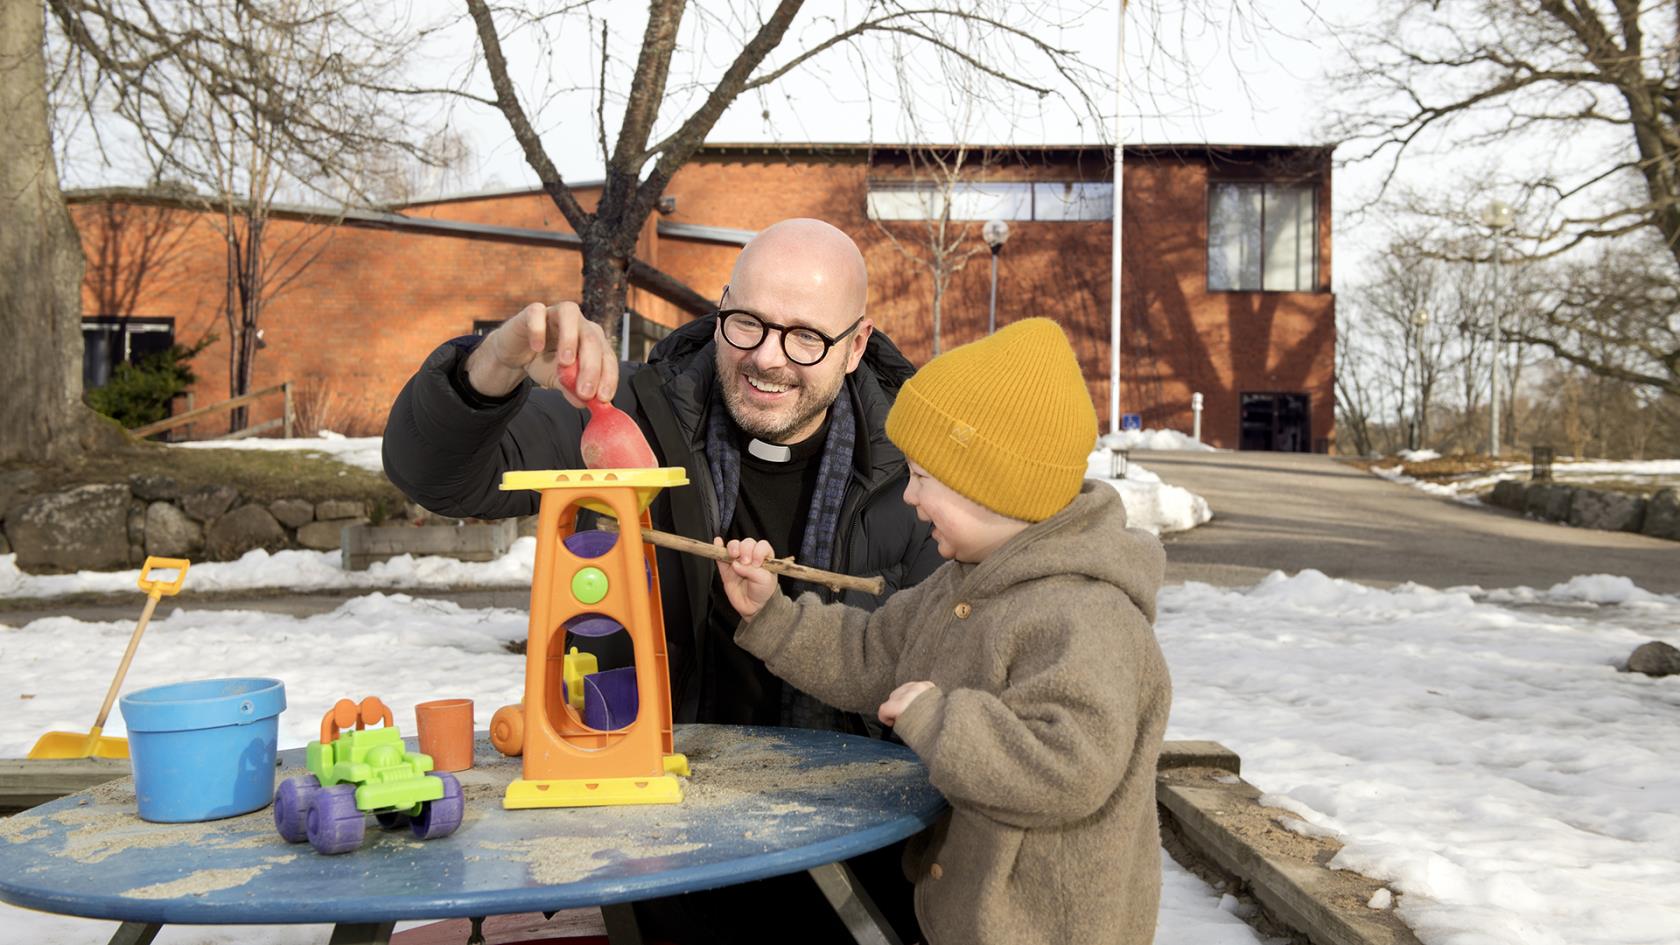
[960,481,1164,624]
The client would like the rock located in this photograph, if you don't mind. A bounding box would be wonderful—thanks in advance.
[1489,480,1527,511]
[1524,484,1573,522]
[205,505,287,559]
[0,467,40,518]
[297,518,366,551]
[126,501,146,567]
[145,502,204,557]
[6,484,132,572]
[1568,489,1646,533]
[315,499,364,521]
[1642,488,1680,542]
[1626,641,1680,677]
[269,498,315,529]
[182,484,239,523]
[128,473,181,502]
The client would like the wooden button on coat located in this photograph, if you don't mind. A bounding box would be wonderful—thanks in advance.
[929,863,944,879]
[953,602,972,619]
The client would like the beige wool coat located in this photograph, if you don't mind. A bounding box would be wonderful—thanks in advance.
[736,481,1172,945]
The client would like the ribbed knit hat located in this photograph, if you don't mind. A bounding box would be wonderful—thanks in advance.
[887,318,1097,522]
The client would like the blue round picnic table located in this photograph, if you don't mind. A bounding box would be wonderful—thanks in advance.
[0,725,945,945]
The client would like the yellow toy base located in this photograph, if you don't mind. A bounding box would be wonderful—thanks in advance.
[504,773,684,809]
[664,752,690,777]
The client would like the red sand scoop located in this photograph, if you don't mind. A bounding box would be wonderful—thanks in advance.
[558,363,658,469]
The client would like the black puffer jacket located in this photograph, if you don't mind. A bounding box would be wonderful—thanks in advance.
[383,316,944,723]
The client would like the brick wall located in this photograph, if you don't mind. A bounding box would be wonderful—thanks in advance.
[71,143,1336,450]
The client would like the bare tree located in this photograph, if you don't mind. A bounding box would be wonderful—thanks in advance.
[0,0,107,464]
[450,0,1105,343]
[867,143,1005,356]
[1327,1,1680,397]
[50,0,439,430]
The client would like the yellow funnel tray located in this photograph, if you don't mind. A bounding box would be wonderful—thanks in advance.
[500,468,688,515]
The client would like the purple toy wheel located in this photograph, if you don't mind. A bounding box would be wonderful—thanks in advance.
[411,772,463,840]
[306,784,366,855]
[273,775,320,843]
[375,810,411,829]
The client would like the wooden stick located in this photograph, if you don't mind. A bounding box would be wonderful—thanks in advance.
[597,518,887,596]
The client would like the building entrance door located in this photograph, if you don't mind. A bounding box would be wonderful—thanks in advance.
[1239,393,1311,452]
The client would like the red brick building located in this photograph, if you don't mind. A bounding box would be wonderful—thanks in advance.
[71,142,1335,451]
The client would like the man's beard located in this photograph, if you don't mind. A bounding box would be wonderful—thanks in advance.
[716,353,843,444]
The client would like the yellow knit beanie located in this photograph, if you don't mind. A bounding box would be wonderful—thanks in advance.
[886,318,1097,522]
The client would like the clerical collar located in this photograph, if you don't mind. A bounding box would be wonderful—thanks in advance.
[747,439,793,462]
[740,413,831,464]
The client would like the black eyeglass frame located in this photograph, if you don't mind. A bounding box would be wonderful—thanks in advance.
[712,308,866,366]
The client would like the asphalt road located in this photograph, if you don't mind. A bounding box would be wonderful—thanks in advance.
[1140,450,1679,594]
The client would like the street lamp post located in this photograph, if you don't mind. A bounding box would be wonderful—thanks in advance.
[1412,308,1430,450]
[982,219,1010,335]
[1481,200,1514,457]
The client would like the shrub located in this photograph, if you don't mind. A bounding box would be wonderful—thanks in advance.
[86,335,214,431]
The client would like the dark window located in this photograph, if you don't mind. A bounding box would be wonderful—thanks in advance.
[1239,393,1311,452]
[82,317,174,390]
[622,310,672,363]
[1208,182,1318,291]
[471,320,500,337]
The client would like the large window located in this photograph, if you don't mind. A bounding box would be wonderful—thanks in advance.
[82,317,174,390]
[867,181,1112,221]
[1208,182,1318,291]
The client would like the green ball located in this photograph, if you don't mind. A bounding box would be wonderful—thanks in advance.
[572,566,610,604]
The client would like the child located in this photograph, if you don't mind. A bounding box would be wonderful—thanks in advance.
[716,318,1172,945]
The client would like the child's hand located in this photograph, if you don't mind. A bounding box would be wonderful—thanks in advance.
[878,681,935,726]
[715,537,779,620]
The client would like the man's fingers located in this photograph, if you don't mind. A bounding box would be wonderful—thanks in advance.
[550,302,580,363]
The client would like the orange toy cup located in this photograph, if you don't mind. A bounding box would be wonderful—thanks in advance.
[415,699,475,772]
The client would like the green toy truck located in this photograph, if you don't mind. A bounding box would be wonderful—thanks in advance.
[272,696,463,855]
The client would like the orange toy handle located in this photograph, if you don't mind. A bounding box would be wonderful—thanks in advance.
[319,696,396,744]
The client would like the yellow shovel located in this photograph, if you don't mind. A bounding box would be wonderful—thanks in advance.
[27,557,190,760]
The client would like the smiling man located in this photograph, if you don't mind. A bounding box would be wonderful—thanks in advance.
[384,218,941,728]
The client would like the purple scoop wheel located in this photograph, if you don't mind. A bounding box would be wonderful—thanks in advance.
[411,772,464,840]
[306,784,366,855]
[273,775,320,843]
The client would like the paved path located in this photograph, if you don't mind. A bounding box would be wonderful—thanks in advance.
[1139,450,1679,593]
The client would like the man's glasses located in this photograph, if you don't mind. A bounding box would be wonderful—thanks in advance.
[716,309,864,366]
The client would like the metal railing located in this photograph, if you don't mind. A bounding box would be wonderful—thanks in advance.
[130,381,293,440]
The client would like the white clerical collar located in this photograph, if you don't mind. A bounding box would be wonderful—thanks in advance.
[746,438,793,463]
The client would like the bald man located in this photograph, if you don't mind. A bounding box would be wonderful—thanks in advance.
[384,219,942,729]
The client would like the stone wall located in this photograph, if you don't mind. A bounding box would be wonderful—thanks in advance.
[0,470,443,574]
[1487,480,1680,541]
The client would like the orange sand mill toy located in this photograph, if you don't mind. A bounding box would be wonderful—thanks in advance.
[489,468,690,808]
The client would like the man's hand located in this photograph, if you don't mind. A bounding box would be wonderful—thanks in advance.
[464,302,618,407]
[878,681,935,726]
[716,537,779,621]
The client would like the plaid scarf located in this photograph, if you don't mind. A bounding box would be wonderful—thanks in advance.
[707,379,859,731]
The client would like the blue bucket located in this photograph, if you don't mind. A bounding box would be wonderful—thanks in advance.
[118,677,286,823]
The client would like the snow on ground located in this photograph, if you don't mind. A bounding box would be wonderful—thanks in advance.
[1373,457,1680,503]
[1087,449,1214,535]
[1164,571,1680,945]
[1100,428,1219,452]
[170,431,385,473]
[0,542,537,599]
[6,570,1679,942]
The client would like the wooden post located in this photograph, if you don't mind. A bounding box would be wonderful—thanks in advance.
[283,381,294,438]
